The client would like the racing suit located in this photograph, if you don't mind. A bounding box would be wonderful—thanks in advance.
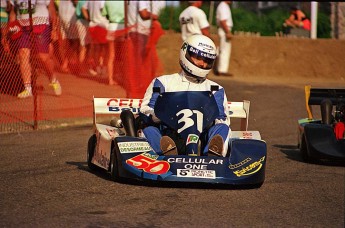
[139,71,231,156]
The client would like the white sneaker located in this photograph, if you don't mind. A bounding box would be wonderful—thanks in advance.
[17,88,33,99]
[50,80,62,96]
[89,68,97,76]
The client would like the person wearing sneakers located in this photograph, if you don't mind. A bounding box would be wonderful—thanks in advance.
[139,34,231,157]
[9,0,62,98]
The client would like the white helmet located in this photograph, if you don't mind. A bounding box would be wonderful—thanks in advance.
[179,34,217,81]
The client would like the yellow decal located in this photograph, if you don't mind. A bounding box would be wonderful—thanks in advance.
[233,156,265,177]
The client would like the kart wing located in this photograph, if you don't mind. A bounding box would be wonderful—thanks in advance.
[93,97,251,131]
[304,85,345,119]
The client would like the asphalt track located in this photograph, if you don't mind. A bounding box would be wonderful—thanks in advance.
[1,78,344,227]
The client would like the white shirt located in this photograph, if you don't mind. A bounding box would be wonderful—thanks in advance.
[140,72,230,125]
[216,1,233,29]
[82,0,108,28]
[179,5,209,41]
[149,0,166,16]
[58,0,76,23]
[12,0,50,26]
[127,0,151,35]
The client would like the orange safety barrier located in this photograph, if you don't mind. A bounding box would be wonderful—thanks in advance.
[0,18,164,133]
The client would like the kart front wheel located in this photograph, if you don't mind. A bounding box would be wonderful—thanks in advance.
[87,134,98,170]
[110,148,119,181]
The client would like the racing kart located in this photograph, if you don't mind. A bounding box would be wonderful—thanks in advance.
[87,88,267,187]
[297,86,345,163]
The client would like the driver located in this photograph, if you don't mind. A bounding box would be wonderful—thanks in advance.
[139,34,231,157]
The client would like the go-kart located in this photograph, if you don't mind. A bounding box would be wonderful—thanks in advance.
[297,86,345,163]
[87,88,267,187]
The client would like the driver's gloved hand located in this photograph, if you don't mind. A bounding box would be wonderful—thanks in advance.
[151,113,161,123]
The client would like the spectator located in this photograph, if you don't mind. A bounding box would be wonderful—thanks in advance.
[9,0,62,99]
[127,0,159,96]
[56,0,88,73]
[139,34,231,156]
[81,0,109,77]
[179,1,210,41]
[144,1,166,79]
[127,0,158,61]
[215,1,233,77]
[101,1,124,86]
[282,7,311,35]
[74,0,90,72]
[1,0,12,52]
[56,0,78,72]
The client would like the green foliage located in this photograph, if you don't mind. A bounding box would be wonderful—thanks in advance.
[158,4,332,38]
[317,12,331,38]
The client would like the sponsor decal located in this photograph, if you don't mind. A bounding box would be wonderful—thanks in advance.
[126,153,170,175]
[186,134,199,145]
[167,157,223,170]
[93,132,109,167]
[198,42,214,51]
[93,150,109,168]
[180,17,193,25]
[106,128,117,137]
[233,156,265,177]
[107,98,142,113]
[118,141,152,153]
[242,132,253,139]
[177,169,216,179]
[229,157,252,170]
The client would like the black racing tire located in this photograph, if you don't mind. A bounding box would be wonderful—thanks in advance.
[110,147,119,181]
[300,133,311,163]
[87,134,98,170]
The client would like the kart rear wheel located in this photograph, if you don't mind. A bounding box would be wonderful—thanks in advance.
[87,134,98,170]
[110,148,119,181]
[300,134,312,163]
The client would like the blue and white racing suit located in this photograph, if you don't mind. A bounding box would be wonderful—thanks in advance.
[139,71,231,156]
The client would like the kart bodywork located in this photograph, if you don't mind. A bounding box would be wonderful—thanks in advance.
[297,86,345,163]
[87,90,267,187]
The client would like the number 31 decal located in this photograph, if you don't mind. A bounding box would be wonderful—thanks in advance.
[176,109,203,133]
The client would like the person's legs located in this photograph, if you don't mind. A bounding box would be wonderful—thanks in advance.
[217,28,231,75]
[142,126,163,154]
[202,123,231,157]
[17,48,33,98]
[37,25,61,96]
[107,40,115,85]
[17,28,33,98]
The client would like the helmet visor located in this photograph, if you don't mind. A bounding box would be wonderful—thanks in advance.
[185,44,216,70]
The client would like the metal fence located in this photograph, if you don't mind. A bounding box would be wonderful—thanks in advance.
[0,11,164,133]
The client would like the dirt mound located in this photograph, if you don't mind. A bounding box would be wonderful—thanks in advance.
[156,32,345,84]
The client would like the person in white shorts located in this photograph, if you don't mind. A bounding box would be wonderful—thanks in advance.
[215,1,233,77]
[81,0,109,77]
[179,1,210,41]
[57,0,80,72]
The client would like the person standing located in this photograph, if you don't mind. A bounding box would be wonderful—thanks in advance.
[101,1,124,86]
[215,1,233,77]
[127,0,158,97]
[9,0,62,98]
[179,1,210,41]
[81,0,109,77]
